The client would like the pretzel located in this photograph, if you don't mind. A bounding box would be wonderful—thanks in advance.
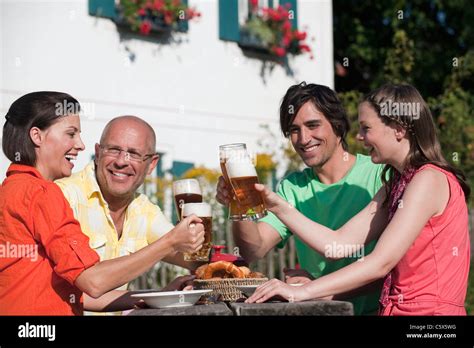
[194,264,208,279]
[194,262,265,279]
[202,261,245,279]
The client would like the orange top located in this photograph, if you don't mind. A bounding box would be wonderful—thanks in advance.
[0,164,100,315]
[382,164,470,315]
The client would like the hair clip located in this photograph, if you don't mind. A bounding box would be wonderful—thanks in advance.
[384,113,416,136]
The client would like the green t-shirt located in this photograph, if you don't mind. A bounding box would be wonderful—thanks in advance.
[260,154,384,315]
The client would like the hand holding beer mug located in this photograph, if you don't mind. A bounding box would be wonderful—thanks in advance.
[219,143,267,221]
[170,215,206,255]
[173,179,203,221]
[181,202,212,261]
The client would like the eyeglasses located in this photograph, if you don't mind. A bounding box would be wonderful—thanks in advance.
[99,145,157,162]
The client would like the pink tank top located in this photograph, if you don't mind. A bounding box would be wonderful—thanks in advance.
[380,164,470,315]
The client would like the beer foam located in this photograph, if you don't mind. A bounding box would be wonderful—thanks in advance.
[225,158,257,178]
[219,143,246,161]
[173,179,202,195]
[182,202,212,217]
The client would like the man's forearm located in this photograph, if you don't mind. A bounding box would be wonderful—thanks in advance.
[232,221,266,262]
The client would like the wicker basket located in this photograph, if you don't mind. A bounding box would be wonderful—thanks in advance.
[193,278,268,302]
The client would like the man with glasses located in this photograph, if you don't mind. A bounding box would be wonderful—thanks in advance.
[56,116,198,313]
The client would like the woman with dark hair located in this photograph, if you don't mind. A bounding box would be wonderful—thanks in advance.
[0,91,205,315]
[246,84,470,316]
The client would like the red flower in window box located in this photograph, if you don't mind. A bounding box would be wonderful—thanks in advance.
[294,30,307,41]
[140,20,152,35]
[282,20,292,33]
[268,8,283,21]
[153,0,164,11]
[299,44,311,52]
[282,33,291,47]
[272,46,286,57]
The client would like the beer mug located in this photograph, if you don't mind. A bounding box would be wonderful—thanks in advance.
[181,202,212,261]
[219,143,267,221]
[219,143,246,220]
[172,179,203,221]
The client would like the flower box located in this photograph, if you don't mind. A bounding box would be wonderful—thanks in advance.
[116,0,200,36]
[238,29,273,55]
[238,1,312,60]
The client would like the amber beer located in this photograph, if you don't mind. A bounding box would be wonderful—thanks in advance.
[219,143,247,220]
[225,153,267,221]
[182,203,212,261]
[172,179,203,221]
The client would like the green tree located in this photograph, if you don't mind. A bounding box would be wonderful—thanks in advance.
[429,51,474,203]
[383,29,414,84]
[334,0,474,205]
[334,0,474,97]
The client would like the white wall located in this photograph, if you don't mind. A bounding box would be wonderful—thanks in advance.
[0,0,333,180]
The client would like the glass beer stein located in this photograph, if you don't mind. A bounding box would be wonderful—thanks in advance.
[181,202,212,261]
[172,179,203,221]
[219,143,267,221]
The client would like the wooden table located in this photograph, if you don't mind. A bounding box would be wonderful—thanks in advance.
[128,300,354,316]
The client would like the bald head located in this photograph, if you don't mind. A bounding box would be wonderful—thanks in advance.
[100,115,156,153]
[95,115,159,203]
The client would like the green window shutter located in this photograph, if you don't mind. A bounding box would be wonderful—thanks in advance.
[88,0,117,19]
[280,0,298,29]
[177,0,189,32]
[170,160,194,223]
[172,161,194,178]
[219,0,240,42]
[155,152,165,177]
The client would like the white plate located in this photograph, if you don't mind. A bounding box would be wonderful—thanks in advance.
[131,289,212,309]
[289,283,304,287]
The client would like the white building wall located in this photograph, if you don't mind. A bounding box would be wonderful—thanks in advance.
[0,0,333,180]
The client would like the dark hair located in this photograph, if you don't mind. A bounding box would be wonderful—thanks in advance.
[2,91,81,166]
[280,82,350,150]
[363,83,470,203]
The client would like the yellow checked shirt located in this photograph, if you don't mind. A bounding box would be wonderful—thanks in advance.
[55,161,175,291]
